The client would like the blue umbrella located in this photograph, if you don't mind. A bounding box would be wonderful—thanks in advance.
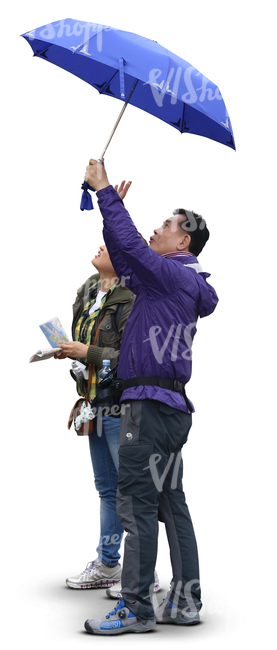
[22,19,235,208]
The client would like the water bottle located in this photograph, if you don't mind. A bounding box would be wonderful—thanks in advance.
[98,359,111,381]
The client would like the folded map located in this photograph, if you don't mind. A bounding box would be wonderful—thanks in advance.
[39,317,69,348]
[29,348,62,363]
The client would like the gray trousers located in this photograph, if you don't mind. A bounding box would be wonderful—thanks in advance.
[116,399,202,619]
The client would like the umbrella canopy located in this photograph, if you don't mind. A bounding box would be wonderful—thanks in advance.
[22,19,235,151]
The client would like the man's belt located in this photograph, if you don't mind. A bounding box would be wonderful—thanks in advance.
[120,376,193,413]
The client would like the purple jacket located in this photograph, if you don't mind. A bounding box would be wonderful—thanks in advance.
[97,186,218,413]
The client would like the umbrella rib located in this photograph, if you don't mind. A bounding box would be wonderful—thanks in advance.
[97,69,119,95]
[181,102,186,132]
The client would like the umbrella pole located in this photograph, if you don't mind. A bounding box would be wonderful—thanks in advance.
[99,79,139,160]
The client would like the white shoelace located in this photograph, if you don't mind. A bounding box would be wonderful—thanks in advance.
[81,559,101,576]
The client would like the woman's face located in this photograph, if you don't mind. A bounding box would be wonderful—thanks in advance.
[91,244,116,276]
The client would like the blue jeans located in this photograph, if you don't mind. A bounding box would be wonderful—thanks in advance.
[89,415,124,568]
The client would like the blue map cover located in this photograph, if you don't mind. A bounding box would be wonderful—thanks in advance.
[39,317,69,348]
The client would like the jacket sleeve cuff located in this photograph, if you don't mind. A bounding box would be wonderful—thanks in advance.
[86,345,105,368]
[96,185,115,199]
[86,345,120,370]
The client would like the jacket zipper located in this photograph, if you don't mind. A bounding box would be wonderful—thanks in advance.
[131,343,139,379]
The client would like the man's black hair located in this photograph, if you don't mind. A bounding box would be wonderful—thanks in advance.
[173,209,210,257]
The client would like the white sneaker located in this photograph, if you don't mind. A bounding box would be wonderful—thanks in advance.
[106,570,161,599]
[66,558,121,589]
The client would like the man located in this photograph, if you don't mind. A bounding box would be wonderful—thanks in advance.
[83,159,218,635]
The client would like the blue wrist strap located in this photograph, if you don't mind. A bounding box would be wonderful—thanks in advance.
[80,181,95,211]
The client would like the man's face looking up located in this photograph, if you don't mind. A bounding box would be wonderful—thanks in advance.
[149,214,191,256]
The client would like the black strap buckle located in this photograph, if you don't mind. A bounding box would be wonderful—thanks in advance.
[173,380,182,393]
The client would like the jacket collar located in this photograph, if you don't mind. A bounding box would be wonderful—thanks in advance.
[161,252,204,274]
[162,251,195,259]
[76,272,133,306]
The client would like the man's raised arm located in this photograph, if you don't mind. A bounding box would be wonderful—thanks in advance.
[85,159,183,297]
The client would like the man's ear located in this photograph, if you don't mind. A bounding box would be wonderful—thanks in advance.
[177,233,191,251]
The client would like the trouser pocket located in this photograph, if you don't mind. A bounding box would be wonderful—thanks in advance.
[118,443,154,496]
[119,400,142,446]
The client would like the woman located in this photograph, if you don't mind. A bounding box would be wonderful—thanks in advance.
[55,182,160,598]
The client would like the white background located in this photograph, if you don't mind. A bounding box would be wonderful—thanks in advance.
[1,1,276,648]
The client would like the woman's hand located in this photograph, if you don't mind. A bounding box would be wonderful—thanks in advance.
[54,341,89,359]
[114,181,132,200]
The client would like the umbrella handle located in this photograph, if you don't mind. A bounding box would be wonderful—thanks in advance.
[99,101,129,160]
[99,79,139,160]
[81,79,139,209]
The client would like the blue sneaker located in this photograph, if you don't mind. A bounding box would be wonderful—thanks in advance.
[155,595,200,625]
[84,598,157,635]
